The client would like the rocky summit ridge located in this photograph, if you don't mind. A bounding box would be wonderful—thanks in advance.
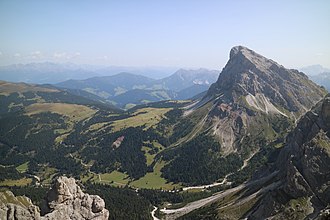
[0,176,109,220]
[208,45,325,113]
[199,46,327,154]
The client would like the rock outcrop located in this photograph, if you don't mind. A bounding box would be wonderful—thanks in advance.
[0,176,109,220]
[208,46,325,112]
[246,94,330,219]
[0,191,41,220]
[41,176,109,220]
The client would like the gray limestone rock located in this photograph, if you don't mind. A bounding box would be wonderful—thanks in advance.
[41,176,109,220]
[0,176,109,220]
[0,191,41,220]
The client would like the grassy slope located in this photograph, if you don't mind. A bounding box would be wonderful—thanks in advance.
[16,162,29,173]
[131,160,179,190]
[25,103,96,122]
[0,178,32,187]
[111,107,172,132]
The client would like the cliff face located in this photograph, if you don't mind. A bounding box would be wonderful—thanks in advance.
[0,191,40,220]
[0,176,109,220]
[247,95,330,219]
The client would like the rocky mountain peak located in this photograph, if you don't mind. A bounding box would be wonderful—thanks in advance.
[208,46,326,113]
[215,46,288,92]
[230,45,256,59]
[198,46,327,155]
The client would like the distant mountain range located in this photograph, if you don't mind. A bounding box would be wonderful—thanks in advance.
[55,68,219,108]
[1,62,329,108]
[300,65,330,91]
[0,62,178,84]
[0,62,97,84]
[309,72,330,92]
[300,64,330,76]
[0,63,219,108]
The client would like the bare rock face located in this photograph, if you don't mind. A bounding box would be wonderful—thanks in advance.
[0,191,41,220]
[0,176,109,220]
[202,46,327,155]
[247,95,330,219]
[41,176,109,220]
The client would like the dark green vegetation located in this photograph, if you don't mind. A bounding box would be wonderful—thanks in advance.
[86,184,153,220]
[0,166,25,181]
[162,133,243,185]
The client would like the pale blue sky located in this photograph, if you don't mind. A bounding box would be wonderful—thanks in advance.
[0,0,329,69]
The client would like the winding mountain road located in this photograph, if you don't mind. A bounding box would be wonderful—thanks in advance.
[151,206,160,220]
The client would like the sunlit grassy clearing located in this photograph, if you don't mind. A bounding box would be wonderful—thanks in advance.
[152,141,165,150]
[0,178,32,187]
[130,160,179,190]
[81,171,130,187]
[111,107,172,132]
[25,103,97,144]
[87,122,110,132]
[16,162,29,173]
[80,173,98,183]
[142,146,156,166]
[98,171,130,186]
[142,141,165,166]
[25,103,96,122]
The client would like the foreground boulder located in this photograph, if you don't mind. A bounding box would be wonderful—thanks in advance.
[0,176,109,220]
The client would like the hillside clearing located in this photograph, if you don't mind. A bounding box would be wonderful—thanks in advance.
[111,107,172,131]
[0,178,32,187]
[130,160,179,190]
[16,162,29,173]
[25,103,97,122]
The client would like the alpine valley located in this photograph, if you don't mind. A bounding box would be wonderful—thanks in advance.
[0,46,329,220]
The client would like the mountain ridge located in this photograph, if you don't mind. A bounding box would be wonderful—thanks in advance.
[55,69,219,108]
[160,45,327,185]
[178,94,330,219]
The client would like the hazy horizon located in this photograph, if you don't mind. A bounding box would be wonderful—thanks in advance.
[1,0,330,70]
